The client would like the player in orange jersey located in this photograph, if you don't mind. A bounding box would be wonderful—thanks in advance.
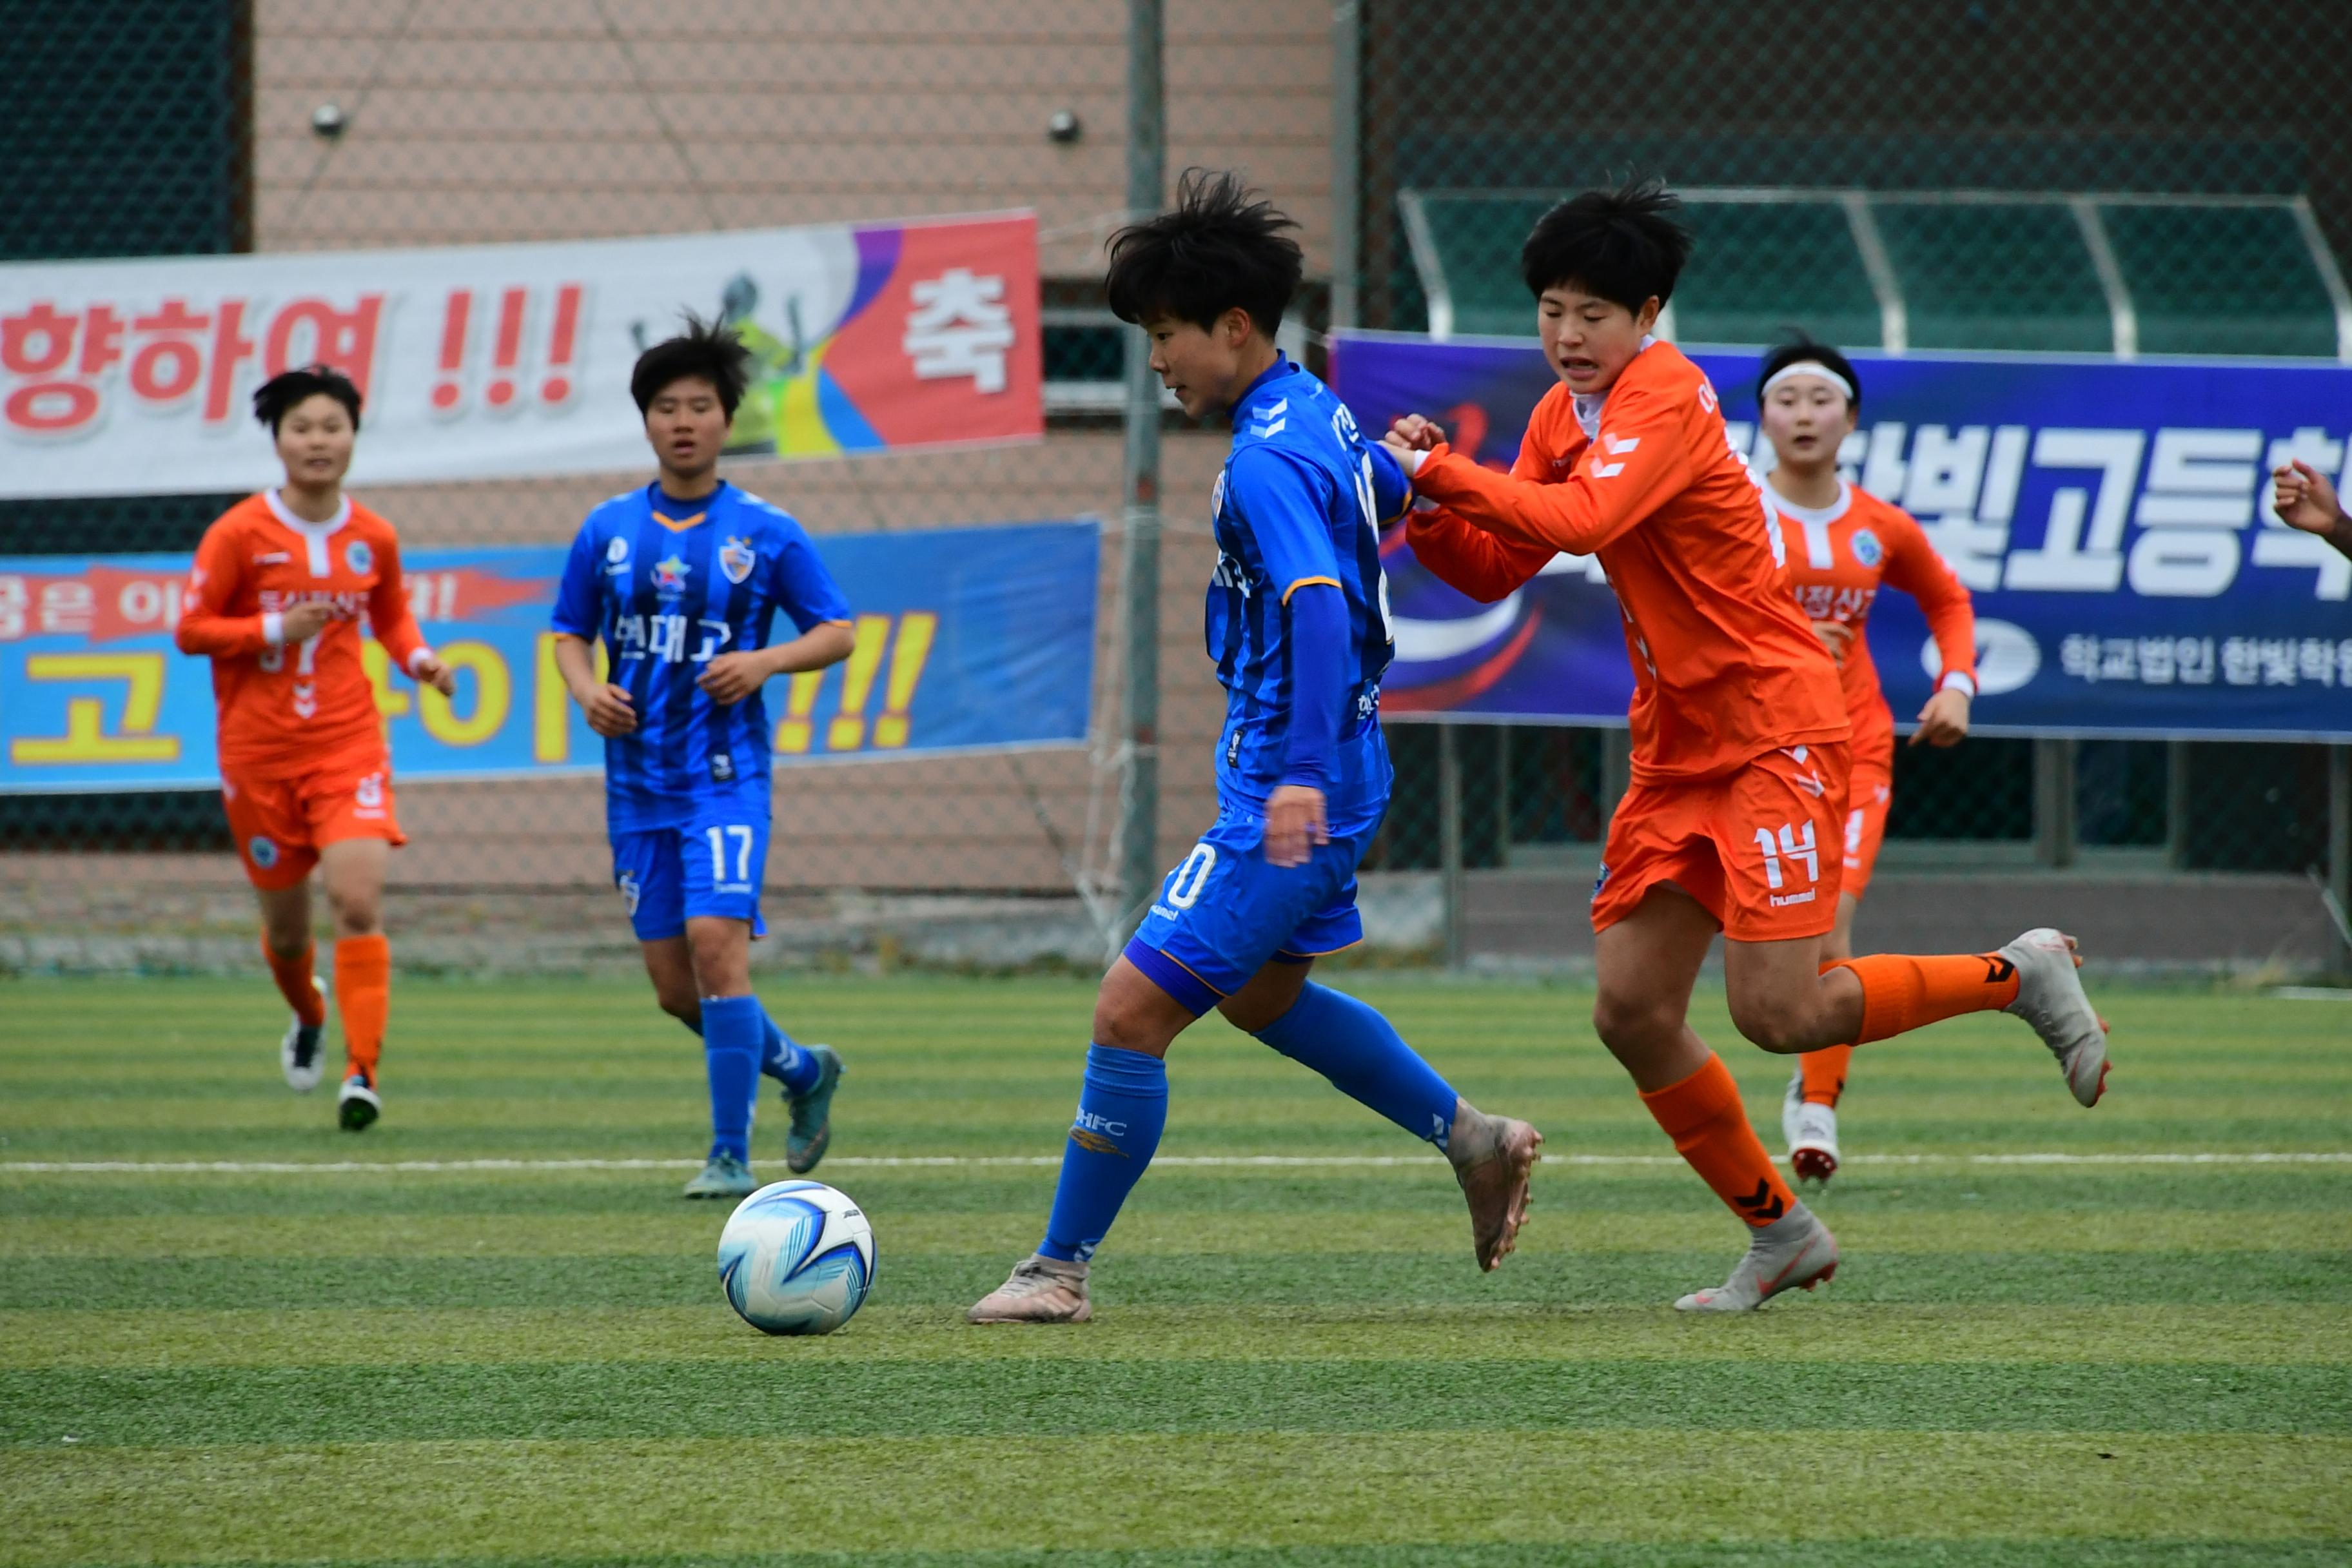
[1754,339,1981,1186]
[1383,183,2110,1311]
[175,366,455,1131]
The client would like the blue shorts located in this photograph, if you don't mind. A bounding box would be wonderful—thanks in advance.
[610,805,770,943]
[1123,803,1372,1017]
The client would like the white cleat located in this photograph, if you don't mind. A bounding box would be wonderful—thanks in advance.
[1998,928,2111,1106]
[1786,1092,1840,1186]
[279,977,328,1093]
[336,1072,380,1132]
[966,1253,1091,1324]
[1675,1207,1839,1313]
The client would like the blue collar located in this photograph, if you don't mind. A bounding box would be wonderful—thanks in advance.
[1228,352,1297,428]
[650,480,727,523]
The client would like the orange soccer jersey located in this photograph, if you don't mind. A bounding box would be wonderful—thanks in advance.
[176,490,429,779]
[1767,482,1976,896]
[1406,340,1849,783]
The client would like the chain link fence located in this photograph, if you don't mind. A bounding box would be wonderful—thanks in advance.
[4,0,2349,974]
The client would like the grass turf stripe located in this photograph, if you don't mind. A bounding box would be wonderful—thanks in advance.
[6,1304,2345,1371]
[5,1433,2346,1563]
[3,1250,2344,1311]
[8,1152,2352,1172]
[7,1360,2347,1446]
[9,1207,2344,1260]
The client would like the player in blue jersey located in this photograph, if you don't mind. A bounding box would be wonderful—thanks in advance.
[551,318,858,1199]
[968,172,1544,1324]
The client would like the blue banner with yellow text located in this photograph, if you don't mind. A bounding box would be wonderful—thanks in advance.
[0,521,1097,792]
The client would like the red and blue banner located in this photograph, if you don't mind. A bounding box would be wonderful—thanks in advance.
[1333,329,2352,741]
[0,522,1097,792]
[0,214,1041,497]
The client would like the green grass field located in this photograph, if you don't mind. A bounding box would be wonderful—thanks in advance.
[3,972,2349,1567]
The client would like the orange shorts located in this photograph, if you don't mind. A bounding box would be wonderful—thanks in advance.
[1839,748,1894,901]
[1591,741,1850,943]
[220,751,406,891]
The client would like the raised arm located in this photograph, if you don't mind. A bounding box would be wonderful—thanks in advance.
[1391,381,1691,557]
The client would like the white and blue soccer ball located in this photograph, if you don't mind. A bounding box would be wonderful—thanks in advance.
[716,1179,876,1335]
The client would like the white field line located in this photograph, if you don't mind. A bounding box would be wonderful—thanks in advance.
[2,1152,2349,1175]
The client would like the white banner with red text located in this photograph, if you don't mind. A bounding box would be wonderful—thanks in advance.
[0,213,1042,498]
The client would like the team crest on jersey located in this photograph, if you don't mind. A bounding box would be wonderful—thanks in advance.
[606,536,629,564]
[718,536,757,584]
[344,540,373,575]
[653,553,691,593]
[248,836,279,870]
[1850,529,1883,569]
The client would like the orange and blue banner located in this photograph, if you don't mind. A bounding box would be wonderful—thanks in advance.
[0,522,1097,792]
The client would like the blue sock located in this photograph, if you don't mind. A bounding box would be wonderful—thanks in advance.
[1039,1043,1168,1262]
[682,1006,816,1093]
[700,994,763,1162]
[1253,981,1460,1149]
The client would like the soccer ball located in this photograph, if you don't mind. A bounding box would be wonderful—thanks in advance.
[716,1180,876,1335]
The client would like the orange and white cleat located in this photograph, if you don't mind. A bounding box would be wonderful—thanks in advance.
[1781,1070,1841,1185]
[1675,1208,1838,1312]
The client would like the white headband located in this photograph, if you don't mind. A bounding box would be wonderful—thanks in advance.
[1761,360,1857,404]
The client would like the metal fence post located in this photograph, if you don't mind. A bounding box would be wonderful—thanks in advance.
[2035,738,2077,869]
[1112,0,1164,934]
[1600,727,1632,831]
[1439,721,1465,969]
[2166,739,2192,868]
[1329,0,1362,331]
[2331,743,2351,971]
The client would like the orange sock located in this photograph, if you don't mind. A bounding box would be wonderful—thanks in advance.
[1640,1052,1798,1228]
[262,939,327,1028]
[1832,953,2020,1044]
[333,934,391,1084]
[1799,1043,1852,1107]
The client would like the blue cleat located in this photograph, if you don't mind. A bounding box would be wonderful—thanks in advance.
[784,1045,844,1173]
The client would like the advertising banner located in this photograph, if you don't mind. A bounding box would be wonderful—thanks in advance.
[1331,329,2352,740]
[0,522,1096,793]
[0,213,1042,498]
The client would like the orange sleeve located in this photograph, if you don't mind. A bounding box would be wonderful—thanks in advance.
[1410,379,1694,556]
[365,529,431,675]
[1879,505,1977,691]
[174,518,271,658]
[1400,420,1560,602]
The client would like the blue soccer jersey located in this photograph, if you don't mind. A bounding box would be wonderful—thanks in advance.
[552,482,851,834]
[1206,353,1410,832]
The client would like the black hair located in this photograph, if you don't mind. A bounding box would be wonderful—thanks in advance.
[252,364,361,434]
[1104,168,1304,337]
[1518,179,1693,313]
[631,313,752,420]
[1754,337,1863,413]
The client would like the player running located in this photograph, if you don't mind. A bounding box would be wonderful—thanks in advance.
[551,318,857,1200]
[966,171,1543,1326]
[1385,182,2110,1311]
[176,365,456,1131]
[1754,339,1980,1185]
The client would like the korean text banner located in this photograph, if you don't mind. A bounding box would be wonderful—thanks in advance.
[0,213,1042,498]
[1331,329,2352,741]
[0,522,1096,793]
